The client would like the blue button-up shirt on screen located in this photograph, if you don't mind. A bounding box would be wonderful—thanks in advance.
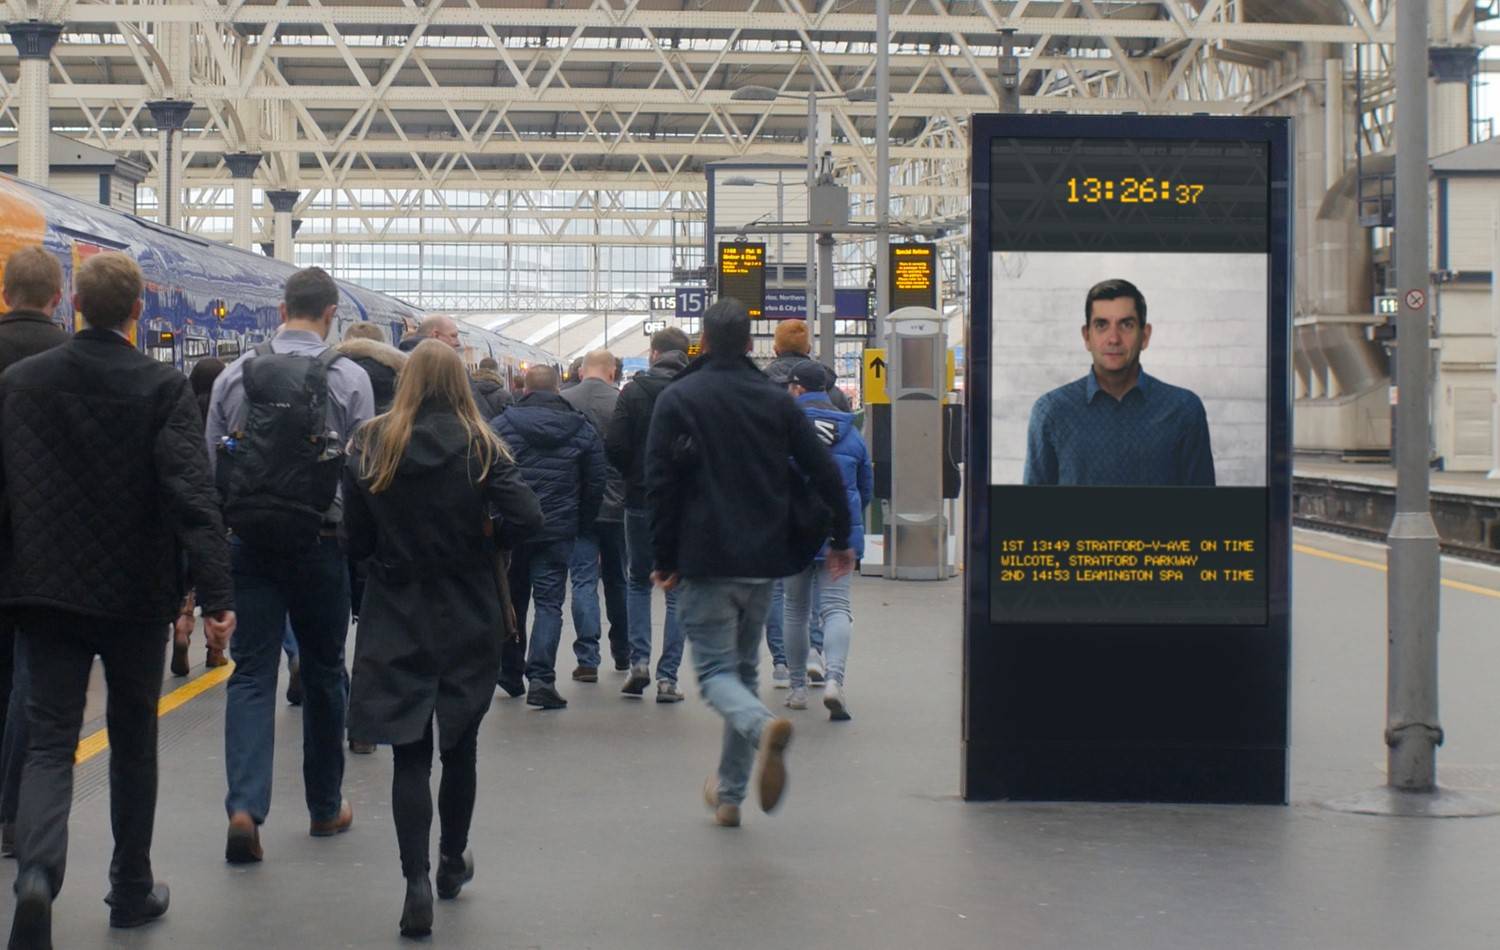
[1022,369,1216,487]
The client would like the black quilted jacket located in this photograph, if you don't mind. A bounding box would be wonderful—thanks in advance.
[0,329,233,622]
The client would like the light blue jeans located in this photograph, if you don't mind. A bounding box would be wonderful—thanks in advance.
[681,578,775,807]
[624,507,683,682]
[783,561,852,690]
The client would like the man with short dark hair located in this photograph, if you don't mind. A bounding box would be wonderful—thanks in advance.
[208,265,374,863]
[606,327,690,701]
[0,252,236,945]
[491,365,607,709]
[645,298,853,826]
[1023,278,1214,487]
[0,246,70,859]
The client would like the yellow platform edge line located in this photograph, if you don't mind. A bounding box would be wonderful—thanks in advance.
[1293,542,1500,601]
[74,661,234,765]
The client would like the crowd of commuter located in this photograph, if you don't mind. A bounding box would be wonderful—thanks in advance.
[0,245,871,946]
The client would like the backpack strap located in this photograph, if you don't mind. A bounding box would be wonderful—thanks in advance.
[252,341,275,358]
[315,345,346,371]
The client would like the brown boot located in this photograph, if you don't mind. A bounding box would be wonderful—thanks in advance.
[205,647,228,669]
[225,812,262,864]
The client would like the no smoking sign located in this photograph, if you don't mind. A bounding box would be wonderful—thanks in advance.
[1403,288,1426,311]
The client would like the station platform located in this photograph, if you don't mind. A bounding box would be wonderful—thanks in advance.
[1295,457,1500,499]
[9,530,1500,949]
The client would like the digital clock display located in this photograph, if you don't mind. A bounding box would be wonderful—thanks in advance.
[990,137,1269,253]
[1066,177,1205,205]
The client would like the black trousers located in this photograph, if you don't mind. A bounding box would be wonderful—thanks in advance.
[597,521,629,665]
[391,716,482,879]
[499,546,532,687]
[14,609,166,900]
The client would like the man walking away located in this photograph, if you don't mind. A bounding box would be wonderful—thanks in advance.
[645,299,852,827]
[208,267,375,863]
[605,328,690,702]
[473,357,513,418]
[1,252,236,946]
[561,349,629,681]
[0,247,70,860]
[491,365,606,709]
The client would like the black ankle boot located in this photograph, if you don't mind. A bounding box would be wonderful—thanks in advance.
[435,850,474,900]
[399,876,433,938]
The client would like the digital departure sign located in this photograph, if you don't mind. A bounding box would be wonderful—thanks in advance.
[889,242,937,310]
[965,116,1291,805]
[717,242,766,318]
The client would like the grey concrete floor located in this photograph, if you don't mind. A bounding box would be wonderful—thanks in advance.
[10,529,1500,949]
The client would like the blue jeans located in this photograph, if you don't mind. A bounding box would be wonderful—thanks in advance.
[224,537,350,825]
[519,540,572,685]
[783,562,852,689]
[623,507,684,683]
[681,578,775,807]
[283,619,298,660]
[764,574,822,667]
[568,525,626,668]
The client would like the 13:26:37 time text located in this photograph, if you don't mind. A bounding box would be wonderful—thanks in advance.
[1065,177,1204,205]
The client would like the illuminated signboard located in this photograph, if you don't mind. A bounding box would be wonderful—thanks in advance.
[965,115,1291,804]
[889,243,937,310]
[717,242,766,318]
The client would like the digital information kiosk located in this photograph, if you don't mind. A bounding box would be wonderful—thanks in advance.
[964,115,1292,803]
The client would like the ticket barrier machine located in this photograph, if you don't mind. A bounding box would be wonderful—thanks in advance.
[885,307,948,580]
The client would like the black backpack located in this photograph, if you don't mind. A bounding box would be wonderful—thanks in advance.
[216,343,347,552]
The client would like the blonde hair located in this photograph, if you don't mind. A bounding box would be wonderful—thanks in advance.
[773,319,811,356]
[343,322,385,343]
[2,246,62,310]
[357,339,512,494]
[75,252,143,329]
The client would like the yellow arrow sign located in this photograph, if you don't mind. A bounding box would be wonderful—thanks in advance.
[863,348,889,405]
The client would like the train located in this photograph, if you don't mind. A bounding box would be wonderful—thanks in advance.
[0,173,557,385]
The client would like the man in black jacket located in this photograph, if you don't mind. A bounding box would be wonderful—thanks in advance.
[605,328,689,701]
[0,252,236,947]
[491,365,607,709]
[644,299,852,826]
[0,247,71,860]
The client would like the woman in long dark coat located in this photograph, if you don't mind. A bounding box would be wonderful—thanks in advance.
[342,340,542,938]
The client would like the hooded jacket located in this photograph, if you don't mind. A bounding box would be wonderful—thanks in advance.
[491,391,607,543]
[471,369,512,419]
[796,392,873,558]
[343,407,542,749]
[337,336,408,414]
[605,349,687,509]
[562,376,625,522]
[764,352,851,411]
[644,353,851,579]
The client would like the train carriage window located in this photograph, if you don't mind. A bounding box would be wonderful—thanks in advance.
[217,338,241,361]
[145,328,176,364]
[182,337,211,359]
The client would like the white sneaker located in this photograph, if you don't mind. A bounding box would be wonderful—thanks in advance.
[807,650,826,685]
[823,680,851,721]
[785,687,807,710]
[772,663,790,687]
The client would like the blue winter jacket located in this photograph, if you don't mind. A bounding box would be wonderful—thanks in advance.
[491,391,607,544]
[797,393,873,559]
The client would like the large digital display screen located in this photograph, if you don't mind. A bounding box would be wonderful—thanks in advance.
[717,242,766,318]
[964,117,1291,803]
[985,136,1272,625]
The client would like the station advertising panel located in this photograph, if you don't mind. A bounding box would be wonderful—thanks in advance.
[717,242,767,318]
[889,242,938,310]
[965,115,1291,804]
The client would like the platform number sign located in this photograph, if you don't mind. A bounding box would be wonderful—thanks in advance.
[966,114,1292,805]
[675,288,707,320]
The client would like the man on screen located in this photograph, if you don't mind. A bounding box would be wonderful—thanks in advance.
[1022,278,1215,487]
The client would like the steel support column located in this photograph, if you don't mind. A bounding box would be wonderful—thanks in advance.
[1387,0,1441,794]
[874,0,891,341]
[223,152,262,251]
[7,22,62,186]
[267,189,300,263]
[146,99,193,230]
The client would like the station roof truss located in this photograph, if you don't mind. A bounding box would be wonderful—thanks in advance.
[0,0,1485,318]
